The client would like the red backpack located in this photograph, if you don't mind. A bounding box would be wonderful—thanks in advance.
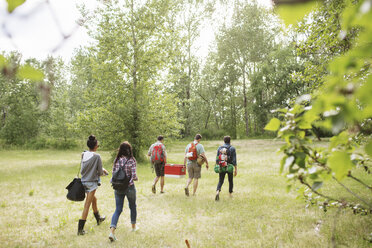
[151,143,165,164]
[188,142,198,160]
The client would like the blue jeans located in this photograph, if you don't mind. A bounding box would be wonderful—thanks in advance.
[110,185,137,228]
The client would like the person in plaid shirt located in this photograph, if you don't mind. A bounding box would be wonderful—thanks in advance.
[109,141,138,242]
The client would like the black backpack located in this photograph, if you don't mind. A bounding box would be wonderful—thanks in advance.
[111,159,130,191]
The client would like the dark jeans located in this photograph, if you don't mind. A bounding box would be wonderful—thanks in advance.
[216,171,233,193]
[110,185,137,228]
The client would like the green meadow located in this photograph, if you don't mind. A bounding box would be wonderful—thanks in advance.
[0,139,371,247]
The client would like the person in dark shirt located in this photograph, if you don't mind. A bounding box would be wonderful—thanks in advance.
[215,136,237,201]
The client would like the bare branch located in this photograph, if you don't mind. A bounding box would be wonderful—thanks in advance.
[348,172,372,192]
[333,176,372,209]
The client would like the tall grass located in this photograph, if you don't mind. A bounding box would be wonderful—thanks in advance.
[0,140,370,247]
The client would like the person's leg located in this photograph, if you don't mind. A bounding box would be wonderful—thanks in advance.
[81,190,96,220]
[228,172,234,196]
[153,176,160,186]
[193,178,198,195]
[152,164,161,193]
[92,195,98,213]
[160,176,165,193]
[192,163,201,195]
[215,172,226,201]
[216,171,226,192]
[110,191,125,232]
[126,186,137,230]
[185,164,193,196]
[92,195,106,225]
[78,190,96,235]
[160,163,165,193]
[153,176,159,193]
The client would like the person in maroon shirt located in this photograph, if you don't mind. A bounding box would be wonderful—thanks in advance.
[109,141,138,242]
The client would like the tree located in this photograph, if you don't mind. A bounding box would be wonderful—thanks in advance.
[71,0,182,157]
[266,0,372,216]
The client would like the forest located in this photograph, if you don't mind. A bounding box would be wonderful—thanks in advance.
[1,0,346,155]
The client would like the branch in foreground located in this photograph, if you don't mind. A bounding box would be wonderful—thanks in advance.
[348,172,372,191]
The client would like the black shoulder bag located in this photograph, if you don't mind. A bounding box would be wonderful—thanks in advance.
[66,154,86,201]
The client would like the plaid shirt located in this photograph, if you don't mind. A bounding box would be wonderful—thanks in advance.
[112,157,138,186]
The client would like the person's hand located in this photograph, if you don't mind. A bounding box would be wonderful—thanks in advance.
[206,164,209,170]
[234,169,237,177]
[103,168,109,176]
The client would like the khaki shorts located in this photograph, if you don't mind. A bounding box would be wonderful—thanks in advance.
[187,161,201,179]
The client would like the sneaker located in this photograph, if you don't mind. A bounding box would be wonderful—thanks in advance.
[132,226,139,232]
[152,185,156,194]
[109,232,117,242]
[215,194,219,201]
[184,187,189,197]
[160,191,165,194]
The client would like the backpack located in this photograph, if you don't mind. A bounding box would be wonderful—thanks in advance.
[188,142,198,160]
[216,145,232,167]
[151,143,165,164]
[111,159,130,191]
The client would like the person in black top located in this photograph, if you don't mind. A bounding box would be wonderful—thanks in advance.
[215,136,237,201]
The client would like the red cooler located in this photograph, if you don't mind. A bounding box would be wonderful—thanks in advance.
[164,164,186,178]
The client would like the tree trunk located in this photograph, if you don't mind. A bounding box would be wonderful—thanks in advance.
[230,81,237,139]
[185,23,192,137]
[204,107,211,129]
[130,0,140,158]
[242,66,249,136]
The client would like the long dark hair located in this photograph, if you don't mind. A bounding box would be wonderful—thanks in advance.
[115,141,133,162]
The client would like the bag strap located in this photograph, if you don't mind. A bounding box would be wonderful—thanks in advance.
[77,152,84,178]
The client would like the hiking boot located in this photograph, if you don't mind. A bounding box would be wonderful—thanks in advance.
[94,211,106,225]
[184,187,189,197]
[160,191,165,194]
[77,219,86,235]
[152,185,156,194]
[109,232,117,242]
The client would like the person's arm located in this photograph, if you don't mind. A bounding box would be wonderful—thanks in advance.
[163,144,167,163]
[97,155,106,176]
[200,152,209,169]
[199,144,208,169]
[184,145,188,167]
[232,147,237,176]
[147,145,153,158]
[216,147,220,164]
[131,158,138,181]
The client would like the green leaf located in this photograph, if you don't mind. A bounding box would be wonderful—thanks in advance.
[17,65,44,82]
[6,0,26,13]
[286,184,292,193]
[295,152,306,168]
[0,55,6,68]
[365,140,372,158]
[264,118,281,131]
[327,151,353,181]
[311,181,323,191]
[280,155,287,174]
[329,131,349,150]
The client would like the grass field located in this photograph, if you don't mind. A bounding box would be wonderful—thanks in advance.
[0,139,371,247]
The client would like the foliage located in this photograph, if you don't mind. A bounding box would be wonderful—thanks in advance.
[71,0,183,158]
[266,0,372,214]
